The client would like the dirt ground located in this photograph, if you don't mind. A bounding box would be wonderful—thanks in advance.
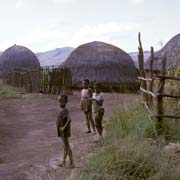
[0,91,139,180]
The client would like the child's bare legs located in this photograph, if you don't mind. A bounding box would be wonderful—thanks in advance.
[84,112,91,132]
[88,112,96,132]
[61,137,74,167]
[95,113,103,140]
[66,139,74,167]
[60,137,67,166]
[84,111,96,133]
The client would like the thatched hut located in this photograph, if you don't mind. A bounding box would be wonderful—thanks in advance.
[62,41,138,91]
[0,45,40,77]
[145,34,180,71]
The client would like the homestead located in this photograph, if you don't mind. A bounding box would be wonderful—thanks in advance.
[63,41,138,92]
[0,45,72,94]
[0,39,179,180]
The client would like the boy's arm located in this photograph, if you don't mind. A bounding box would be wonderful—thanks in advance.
[60,111,71,131]
[61,118,71,131]
[88,88,93,97]
[56,114,61,127]
[96,100,103,106]
[94,94,104,106]
[56,114,62,137]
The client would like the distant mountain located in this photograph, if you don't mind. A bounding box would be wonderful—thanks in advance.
[129,51,150,68]
[36,47,74,66]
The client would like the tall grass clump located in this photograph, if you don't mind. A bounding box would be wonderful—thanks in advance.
[0,79,21,99]
[76,105,180,180]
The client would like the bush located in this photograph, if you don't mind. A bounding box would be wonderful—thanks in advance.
[0,79,21,99]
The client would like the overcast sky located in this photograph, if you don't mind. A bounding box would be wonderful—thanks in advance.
[0,0,179,53]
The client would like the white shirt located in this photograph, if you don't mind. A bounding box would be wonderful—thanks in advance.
[81,89,90,98]
[92,92,104,113]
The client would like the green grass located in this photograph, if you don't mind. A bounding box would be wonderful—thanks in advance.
[0,79,21,99]
[76,105,180,180]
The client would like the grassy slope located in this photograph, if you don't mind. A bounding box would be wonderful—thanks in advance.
[76,105,180,180]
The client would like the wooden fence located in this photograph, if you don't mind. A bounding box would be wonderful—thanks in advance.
[7,66,73,94]
[138,33,180,134]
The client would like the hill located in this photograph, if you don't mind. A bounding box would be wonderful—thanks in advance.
[36,47,74,66]
[129,51,150,68]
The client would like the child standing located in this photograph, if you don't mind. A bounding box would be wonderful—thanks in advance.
[92,83,104,140]
[80,79,96,133]
[56,94,74,168]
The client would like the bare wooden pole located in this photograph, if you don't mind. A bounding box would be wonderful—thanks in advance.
[138,32,148,104]
[149,47,154,107]
[156,54,166,134]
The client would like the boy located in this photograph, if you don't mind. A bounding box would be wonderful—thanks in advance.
[80,79,96,133]
[92,83,104,140]
[56,94,74,168]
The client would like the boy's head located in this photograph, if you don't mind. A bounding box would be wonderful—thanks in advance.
[82,79,89,89]
[58,94,68,107]
[94,83,101,93]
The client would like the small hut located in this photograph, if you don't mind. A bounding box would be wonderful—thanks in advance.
[145,33,180,71]
[62,41,138,91]
[0,45,40,77]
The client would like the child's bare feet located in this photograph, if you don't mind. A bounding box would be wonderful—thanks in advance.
[86,130,91,133]
[69,163,75,168]
[99,135,103,140]
[58,161,66,167]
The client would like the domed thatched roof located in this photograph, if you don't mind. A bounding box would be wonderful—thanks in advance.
[145,34,180,70]
[0,45,40,77]
[63,41,138,89]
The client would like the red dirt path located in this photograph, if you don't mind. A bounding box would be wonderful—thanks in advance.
[0,92,138,180]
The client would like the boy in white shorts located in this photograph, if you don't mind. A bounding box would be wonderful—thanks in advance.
[80,79,96,133]
[92,83,104,140]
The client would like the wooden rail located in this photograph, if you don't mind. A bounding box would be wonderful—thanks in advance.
[155,114,180,119]
[138,77,154,81]
[154,75,180,81]
[140,87,157,98]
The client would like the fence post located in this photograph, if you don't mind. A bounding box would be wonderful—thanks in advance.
[149,47,154,107]
[156,54,166,134]
[138,32,148,104]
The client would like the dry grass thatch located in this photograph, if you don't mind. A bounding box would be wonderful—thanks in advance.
[0,45,40,77]
[145,33,180,70]
[62,41,138,90]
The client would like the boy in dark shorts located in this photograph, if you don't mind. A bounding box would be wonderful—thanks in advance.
[56,94,74,168]
[80,79,96,133]
[92,83,104,140]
